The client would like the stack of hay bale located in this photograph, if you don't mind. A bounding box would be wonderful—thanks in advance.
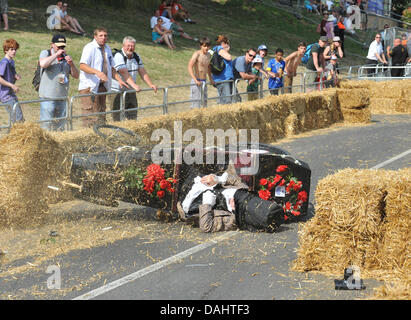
[336,86,371,123]
[340,79,411,114]
[292,167,410,298]
[0,123,64,228]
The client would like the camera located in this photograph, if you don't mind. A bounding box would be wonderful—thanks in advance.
[57,52,67,62]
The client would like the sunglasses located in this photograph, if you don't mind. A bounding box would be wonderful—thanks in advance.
[247,52,256,58]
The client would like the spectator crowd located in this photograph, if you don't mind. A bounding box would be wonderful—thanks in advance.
[0,0,410,131]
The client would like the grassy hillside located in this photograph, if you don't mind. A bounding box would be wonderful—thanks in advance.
[0,0,366,125]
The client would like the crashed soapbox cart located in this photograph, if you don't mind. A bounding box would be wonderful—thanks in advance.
[68,125,311,219]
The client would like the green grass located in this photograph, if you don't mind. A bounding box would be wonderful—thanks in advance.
[1,0,366,125]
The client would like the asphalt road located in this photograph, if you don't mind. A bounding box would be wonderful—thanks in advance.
[1,114,410,303]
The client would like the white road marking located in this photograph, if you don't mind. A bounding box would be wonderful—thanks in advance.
[371,148,411,169]
[72,231,237,300]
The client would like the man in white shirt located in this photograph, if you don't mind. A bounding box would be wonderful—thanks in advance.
[366,33,388,76]
[108,36,158,121]
[78,27,127,128]
[150,10,195,41]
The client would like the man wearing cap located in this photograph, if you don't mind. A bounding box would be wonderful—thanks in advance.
[38,34,79,131]
[305,36,327,91]
[78,27,128,128]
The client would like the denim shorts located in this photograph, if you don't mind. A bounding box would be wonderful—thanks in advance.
[40,99,67,131]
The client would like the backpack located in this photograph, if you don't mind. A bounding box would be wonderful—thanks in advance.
[302,43,315,64]
[32,49,51,92]
[112,48,141,71]
[209,47,225,74]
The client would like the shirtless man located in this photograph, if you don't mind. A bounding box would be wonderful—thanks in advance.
[283,42,307,94]
[187,37,215,108]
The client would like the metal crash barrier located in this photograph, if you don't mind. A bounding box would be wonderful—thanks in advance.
[1,65,410,133]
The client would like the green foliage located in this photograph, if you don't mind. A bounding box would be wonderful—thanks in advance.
[123,166,145,190]
[392,0,411,16]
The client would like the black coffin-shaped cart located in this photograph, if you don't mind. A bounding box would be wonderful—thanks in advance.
[69,140,311,221]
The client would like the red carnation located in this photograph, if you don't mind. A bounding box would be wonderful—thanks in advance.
[267,181,275,190]
[279,179,286,186]
[259,178,268,186]
[285,201,291,211]
[157,190,165,199]
[159,179,170,190]
[291,210,301,216]
[293,182,302,192]
[273,174,282,184]
[258,189,271,200]
[297,190,308,203]
[276,165,288,173]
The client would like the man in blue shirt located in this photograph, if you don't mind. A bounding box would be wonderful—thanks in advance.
[266,48,286,95]
[232,48,258,102]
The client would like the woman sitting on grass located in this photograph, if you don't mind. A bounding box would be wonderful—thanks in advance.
[152,17,175,50]
[61,3,86,36]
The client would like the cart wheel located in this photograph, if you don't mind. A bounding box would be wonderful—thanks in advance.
[93,124,140,144]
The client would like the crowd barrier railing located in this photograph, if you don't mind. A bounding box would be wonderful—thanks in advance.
[2,66,410,133]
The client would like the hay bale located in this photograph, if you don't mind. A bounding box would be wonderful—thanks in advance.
[371,278,411,300]
[369,98,397,114]
[376,168,411,272]
[341,106,371,123]
[370,80,411,99]
[0,123,64,228]
[394,98,411,113]
[339,80,373,90]
[293,167,411,292]
[292,169,394,275]
[336,88,370,109]
[303,89,343,130]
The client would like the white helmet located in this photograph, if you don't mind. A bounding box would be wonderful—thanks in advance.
[252,56,263,64]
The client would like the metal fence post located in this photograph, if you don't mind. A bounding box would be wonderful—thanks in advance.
[259,77,264,99]
[303,72,306,93]
[320,71,323,91]
[119,92,125,121]
[201,81,207,108]
[162,87,168,114]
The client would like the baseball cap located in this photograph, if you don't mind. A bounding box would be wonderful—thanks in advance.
[333,36,341,42]
[52,34,67,47]
[252,56,263,64]
[258,44,268,51]
[319,36,328,42]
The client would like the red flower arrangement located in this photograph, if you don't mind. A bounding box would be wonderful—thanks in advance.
[258,164,307,220]
[142,163,176,199]
[123,163,177,200]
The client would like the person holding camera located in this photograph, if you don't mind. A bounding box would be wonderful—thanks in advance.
[38,34,79,131]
